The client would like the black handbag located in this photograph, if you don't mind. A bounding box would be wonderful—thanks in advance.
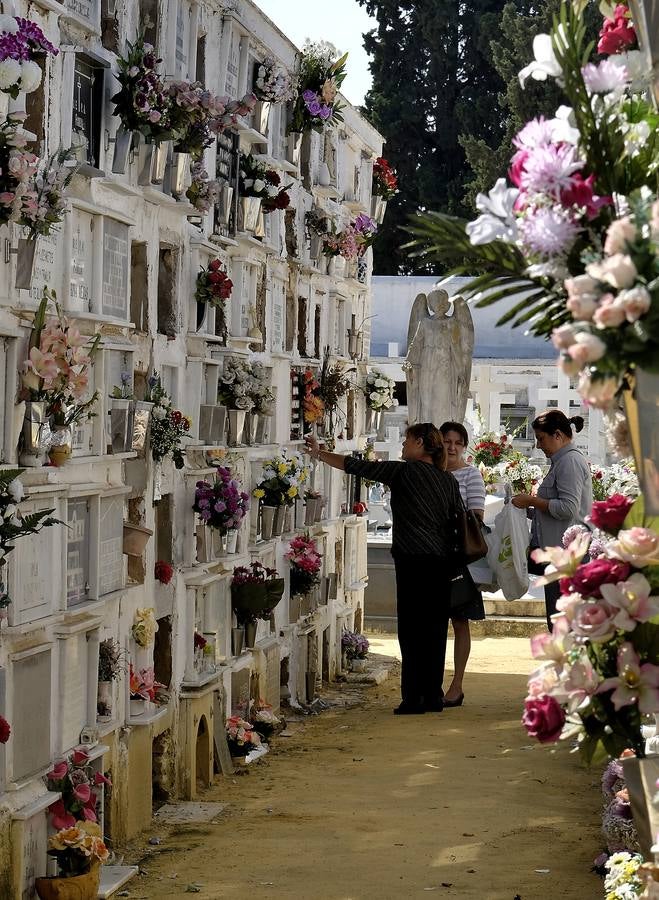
[457,497,488,565]
[450,566,482,614]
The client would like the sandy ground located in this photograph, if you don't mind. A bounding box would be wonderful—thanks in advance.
[127,636,602,900]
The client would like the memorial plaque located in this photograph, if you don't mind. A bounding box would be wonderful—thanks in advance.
[66,0,99,30]
[8,501,59,625]
[175,1,189,77]
[25,231,63,303]
[230,668,250,718]
[225,28,239,97]
[60,633,88,750]
[67,498,91,607]
[13,805,50,900]
[102,219,129,319]
[69,208,94,312]
[11,649,51,781]
[271,279,284,353]
[99,496,123,596]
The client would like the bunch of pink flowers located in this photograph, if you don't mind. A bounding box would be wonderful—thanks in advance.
[45,749,111,830]
[286,535,322,596]
[323,224,359,261]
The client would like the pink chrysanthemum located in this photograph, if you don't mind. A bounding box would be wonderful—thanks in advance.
[518,206,581,257]
[513,117,558,150]
[519,144,584,196]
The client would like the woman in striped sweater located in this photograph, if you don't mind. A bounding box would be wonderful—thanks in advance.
[440,422,487,708]
[305,423,462,715]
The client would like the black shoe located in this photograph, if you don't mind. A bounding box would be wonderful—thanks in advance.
[393,703,425,715]
[443,693,464,708]
[424,702,444,712]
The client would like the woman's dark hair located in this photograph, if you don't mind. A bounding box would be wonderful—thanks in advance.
[406,423,447,470]
[532,409,584,439]
[439,421,469,446]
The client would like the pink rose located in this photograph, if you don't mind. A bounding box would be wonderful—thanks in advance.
[522,694,565,743]
[597,5,637,55]
[566,293,598,321]
[47,760,69,782]
[563,557,632,598]
[593,294,626,329]
[586,254,638,289]
[617,285,651,322]
[570,598,618,642]
[589,493,634,535]
[604,216,637,255]
[610,527,659,567]
[551,324,578,350]
[558,353,584,377]
[577,372,619,409]
[568,332,606,364]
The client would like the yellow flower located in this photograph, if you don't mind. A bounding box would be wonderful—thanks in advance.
[253,488,265,499]
[287,486,298,498]
[277,463,288,476]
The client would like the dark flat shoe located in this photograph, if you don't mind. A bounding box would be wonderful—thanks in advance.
[393,703,425,715]
[424,703,444,712]
[443,693,464,708]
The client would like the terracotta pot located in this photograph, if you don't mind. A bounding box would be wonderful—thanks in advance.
[123,522,153,556]
[35,862,100,899]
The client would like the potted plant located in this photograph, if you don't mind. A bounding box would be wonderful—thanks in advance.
[45,749,110,830]
[316,349,355,448]
[35,821,109,899]
[342,630,369,673]
[193,469,250,555]
[371,156,398,223]
[238,154,290,232]
[97,638,123,719]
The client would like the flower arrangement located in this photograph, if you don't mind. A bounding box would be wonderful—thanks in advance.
[522,493,659,760]
[372,157,398,201]
[492,455,543,495]
[110,372,133,401]
[186,161,221,213]
[193,469,250,534]
[0,118,38,228]
[323,223,358,260]
[193,631,207,652]
[168,81,255,158]
[239,153,290,212]
[0,14,58,98]
[591,461,640,502]
[248,361,275,415]
[254,58,297,103]
[289,40,347,133]
[286,535,322,596]
[253,450,308,508]
[131,607,158,648]
[219,356,255,411]
[318,349,354,440]
[129,664,164,702]
[111,34,172,140]
[604,852,644,899]
[46,749,110,829]
[231,561,284,624]
[0,468,58,610]
[145,373,190,468]
[405,1,658,413]
[21,289,101,427]
[46,821,109,878]
[226,715,261,756]
[469,429,517,468]
[301,368,324,425]
[98,638,123,682]
[18,146,77,240]
[195,257,231,341]
[154,560,174,585]
[364,368,397,411]
[341,630,369,660]
[352,213,378,253]
[250,701,283,739]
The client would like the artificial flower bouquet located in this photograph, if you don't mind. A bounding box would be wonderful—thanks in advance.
[231,561,285,624]
[186,161,221,213]
[522,493,659,760]
[131,607,158,648]
[341,630,369,661]
[372,156,398,200]
[253,450,308,508]
[226,715,261,756]
[250,701,283,739]
[322,216,377,260]
[21,289,101,427]
[469,429,518,468]
[592,460,640,502]
[46,821,109,879]
[0,14,58,98]
[129,664,164,702]
[145,373,191,468]
[289,40,347,133]
[239,153,290,212]
[195,257,232,310]
[254,57,297,103]
[492,455,543,495]
[286,534,322,596]
[219,356,256,412]
[364,368,397,411]
[45,749,111,829]
[301,368,325,425]
[154,559,174,585]
[167,81,255,158]
[193,468,250,534]
[111,34,173,141]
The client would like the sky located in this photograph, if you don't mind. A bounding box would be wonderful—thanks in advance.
[252,0,376,106]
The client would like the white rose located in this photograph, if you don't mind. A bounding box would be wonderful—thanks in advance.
[19,60,42,94]
[7,478,24,503]
[603,217,636,256]
[0,58,21,91]
[617,285,651,323]
[152,406,167,420]
[586,254,638,289]
[577,372,620,409]
[569,332,606,364]
[266,185,278,197]
[253,179,265,193]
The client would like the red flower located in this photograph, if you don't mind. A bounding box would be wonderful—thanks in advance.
[208,271,223,283]
[49,799,76,830]
[71,749,89,766]
[589,493,634,535]
[73,783,92,804]
[598,4,637,55]
[0,715,10,744]
[560,173,611,220]
[171,410,182,425]
[47,760,69,781]
[94,771,112,787]
[154,560,174,585]
[208,258,221,271]
[562,558,632,598]
[522,695,565,744]
[80,804,97,822]
[265,170,280,186]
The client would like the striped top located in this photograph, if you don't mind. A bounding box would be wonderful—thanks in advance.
[344,457,461,558]
[452,465,486,512]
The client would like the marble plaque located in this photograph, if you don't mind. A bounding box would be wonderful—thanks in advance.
[271,279,284,353]
[67,498,91,607]
[13,804,51,900]
[230,668,250,719]
[175,1,189,76]
[69,208,94,312]
[8,501,58,625]
[65,0,99,30]
[99,495,123,596]
[225,28,239,97]
[59,634,88,751]
[11,649,51,781]
[102,219,129,319]
[24,231,63,304]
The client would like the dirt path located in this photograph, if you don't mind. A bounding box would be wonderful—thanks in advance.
[127,636,601,900]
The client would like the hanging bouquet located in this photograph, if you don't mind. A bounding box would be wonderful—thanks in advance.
[0,14,58,98]
[302,368,324,424]
[352,213,378,255]
[111,34,173,140]
[0,118,38,228]
[342,630,369,660]
[18,146,77,239]
[193,469,250,534]
[254,57,297,103]
[129,664,164,702]
[219,356,255,411]
[322,223,358,260]
[45,749,111,829]
[145,373,190,468]
[47,821,109,878]
[522,492,659,760]
[591,460,640,502]
[21,289,101,427]
[289,40,348,133]
[186,161,221,214]
[469,429,518,468]
[0,468,59,611]
[253,449,308,508]
[372,156,398,200]
[364,368,397,411]
[239,153,290,211]
[405,1,658,412]
[195,257,231,340]
[132,606,158,647]
[231,561,285,624]
[286,534,322,596]
[168,81,256,158]
[226,716,261,756]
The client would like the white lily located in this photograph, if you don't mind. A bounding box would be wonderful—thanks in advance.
[518,34,562,88]
[550,106,580,145]
[465,178,519,246]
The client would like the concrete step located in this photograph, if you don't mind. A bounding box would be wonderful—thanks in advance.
[365,613,547,639]
[483,598,545,617]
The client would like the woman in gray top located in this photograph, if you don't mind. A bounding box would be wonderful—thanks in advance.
[511,409,592,629]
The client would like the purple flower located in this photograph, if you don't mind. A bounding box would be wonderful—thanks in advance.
[519,143,584,196]
[306,99,322,116]
[518,206,580,257]
[214,500,226,513]
[318,105,332,120]
[200,509,211,521]
[302,89,316,102]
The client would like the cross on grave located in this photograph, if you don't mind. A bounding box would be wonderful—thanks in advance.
[536,370,581,414]
[469,365,516,431]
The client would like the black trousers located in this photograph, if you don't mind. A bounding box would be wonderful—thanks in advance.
[544,580,561,631]
[394,555,450,708]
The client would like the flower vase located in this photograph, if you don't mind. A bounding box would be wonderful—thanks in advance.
[48,425,73,467]
[35,861,101,900]
[351,658,367,673]
[314,496,324,523]
[15,237,38,290]
[226,529,239,554]
[199,404,226,445]
[110,399,132,453]
[231,626,244,656]
[261,505,276,541]
[294,498,305,529]
[304,498,317,526]
[255,413,269,444]
[214,530,228,557]
[370,195,387,224]
[217,183,234,226]
[621,755,659,858]
[289,593,301,622]
[11,401,25,463]
[244,620,257,649]
[244,412,259,445]
[328,256,345,278]
[112,127,134,174]
[273,504,286,536]
[227,409,245,447]
[283,505,293,534]
[97,681,112,718]
[253,100,271,136]
[170,150,190,197]
[197,524,213,563]
[286,132,302,166]
[138,140,169,185]
[129,697,146,718]
[239,196,262,233]
[19,401,49,467]
[131,400,153,454]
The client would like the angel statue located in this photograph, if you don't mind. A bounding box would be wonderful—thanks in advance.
[404,289,474,427]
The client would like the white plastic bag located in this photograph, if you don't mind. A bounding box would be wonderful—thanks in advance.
[487,500,530,600]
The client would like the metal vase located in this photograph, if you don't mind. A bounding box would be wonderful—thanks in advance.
[244,412,259,446]
[273,504,286,537]
[370,195,387,224]
[239,196,262,233]
[112,127,133,174]
[286,132,302,166]
[289,592,301,623]
[138,140,169,185]
[253,100,271,136]
[199,404,227,445]
[15,237,38,290]
[170,150,190,196]
[217,183,234,226]
[304,498,317,526]
[294,498,305,529]
[255,413,269,444]
[226,529,239,554]
[283,505,293,533]
[197,524,213,564]
[232,626,244,656]
[261,505,276,541]
[19,401,49,467]
[131,400,153,453]
[110,400,132,453]
[227,409,246,447]
[314,496,323,523]
[244,620,257,649]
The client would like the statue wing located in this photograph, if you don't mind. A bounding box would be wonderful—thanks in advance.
[453,296,475,360]
[407,293,429,354]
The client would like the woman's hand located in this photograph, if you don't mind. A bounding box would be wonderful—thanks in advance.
[511,493,534,509]
[304,434,320,458]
